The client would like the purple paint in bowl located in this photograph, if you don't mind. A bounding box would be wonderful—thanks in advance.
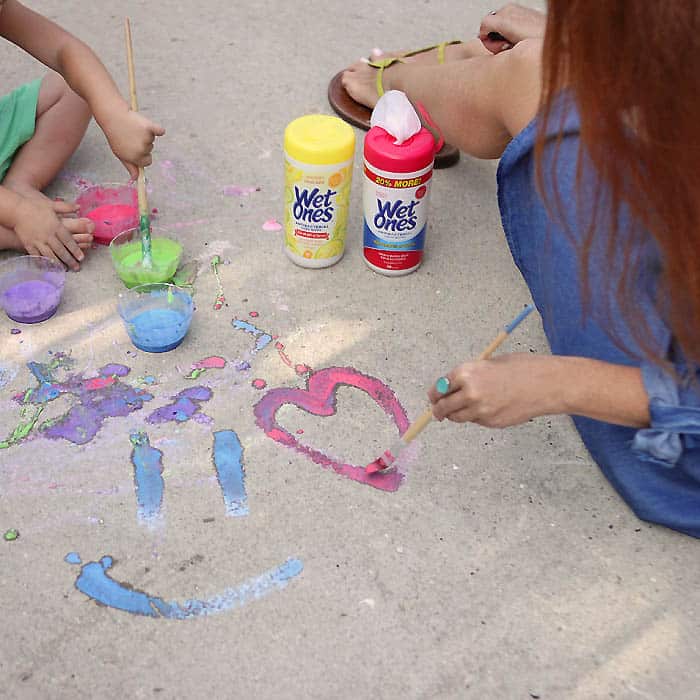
[0,256,66,323]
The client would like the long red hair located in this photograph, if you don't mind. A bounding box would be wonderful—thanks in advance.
[538,1,700,364]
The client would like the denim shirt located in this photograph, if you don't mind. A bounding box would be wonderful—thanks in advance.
[496,92,700,537]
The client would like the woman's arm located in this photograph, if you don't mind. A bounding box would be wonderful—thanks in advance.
[428,353,650,429]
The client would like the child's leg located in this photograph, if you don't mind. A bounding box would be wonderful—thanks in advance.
[0,72,93,251]
[3,72,91,197]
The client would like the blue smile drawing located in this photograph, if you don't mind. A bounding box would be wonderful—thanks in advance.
[65,553,303,619]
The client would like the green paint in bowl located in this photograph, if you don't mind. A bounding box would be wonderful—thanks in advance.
[110,228,183,288]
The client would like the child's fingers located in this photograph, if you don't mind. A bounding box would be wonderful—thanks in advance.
[121,160,139,180]
[52,200,79,215]
[149,121,165,137]
[62,217,95,236]
[74,233,94,250]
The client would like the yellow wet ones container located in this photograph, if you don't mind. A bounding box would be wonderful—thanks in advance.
[284,115,355,268]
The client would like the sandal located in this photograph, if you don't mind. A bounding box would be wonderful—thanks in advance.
[328,41,462,169]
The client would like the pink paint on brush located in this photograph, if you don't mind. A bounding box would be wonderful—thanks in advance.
[253,367,408,492]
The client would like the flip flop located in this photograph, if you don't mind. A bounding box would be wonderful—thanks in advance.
[328,41,462,169]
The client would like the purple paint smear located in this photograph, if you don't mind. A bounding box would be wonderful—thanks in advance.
[15,355,152,445]
[253,367,408,492]
[146,386,213,425]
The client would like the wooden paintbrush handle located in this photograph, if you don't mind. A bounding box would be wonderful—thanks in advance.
[478,330,508,360]
[136,168,148,216]
[125,18,138,112]
[402,406,435,444]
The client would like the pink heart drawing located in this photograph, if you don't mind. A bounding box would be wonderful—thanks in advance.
[253,367,409,492]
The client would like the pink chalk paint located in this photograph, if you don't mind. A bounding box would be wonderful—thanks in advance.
[252,379,268,390]
[262,219,282,232]
[84,376,116,391]
[253,367,408,492]
[192,356,226,370]
[295,364,311,376]
[223,185,259,197]
[76,185,139,245]
[249,311,259,318]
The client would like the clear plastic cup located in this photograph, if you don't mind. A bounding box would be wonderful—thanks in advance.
[117,283,193,353]
[75,182,138,245]
[109,227,183,288]
[0,255,66,323]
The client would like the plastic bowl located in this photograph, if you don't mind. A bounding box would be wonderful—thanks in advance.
[117,283,193,353]
[109,227,183,288]
[76,183,139,245]
[0,255,66,323]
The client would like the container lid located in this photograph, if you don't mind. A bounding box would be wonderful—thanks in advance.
[284,115,356,165]
[364,126,435,173]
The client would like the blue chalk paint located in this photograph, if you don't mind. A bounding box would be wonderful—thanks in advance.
[213,430,248,517]
[127,308,190,353]
[232,319,273,354]
[129,431,164,523]
[64,551,82,564]
[69,552,303,619]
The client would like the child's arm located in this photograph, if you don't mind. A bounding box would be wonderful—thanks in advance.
[0,0,164,178]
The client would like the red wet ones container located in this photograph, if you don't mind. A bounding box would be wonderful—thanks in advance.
[362,126,435,275]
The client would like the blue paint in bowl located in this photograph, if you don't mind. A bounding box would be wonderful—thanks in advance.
[118,283,193,353]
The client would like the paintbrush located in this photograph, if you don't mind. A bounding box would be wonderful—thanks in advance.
[124,17,153,269]
[366,304,535,475]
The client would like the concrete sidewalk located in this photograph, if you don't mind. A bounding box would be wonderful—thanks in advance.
[1,1,698,698]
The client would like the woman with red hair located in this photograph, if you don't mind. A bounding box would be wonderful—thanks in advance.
[342,3,700,537]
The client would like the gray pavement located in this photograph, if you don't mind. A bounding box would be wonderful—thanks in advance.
[1,1,699,699]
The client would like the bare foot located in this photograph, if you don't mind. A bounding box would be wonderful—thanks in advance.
[368,39,487,66]
[342,38,490,109]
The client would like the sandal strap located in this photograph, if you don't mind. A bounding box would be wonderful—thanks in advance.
[367,41,463,97]
[367,56,406,97]
[403,40,462,65]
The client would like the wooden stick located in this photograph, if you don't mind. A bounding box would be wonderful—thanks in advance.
[367,305,536,473]
[124,17,152,267]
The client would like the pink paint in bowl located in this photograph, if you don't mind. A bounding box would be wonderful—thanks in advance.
[76,183,139,245]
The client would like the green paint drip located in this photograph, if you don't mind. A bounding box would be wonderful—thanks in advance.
[3,528,19,541]
[0,391,44,449]
[111,237,183,288]
[185,367,205,380]
[140,214,153,268]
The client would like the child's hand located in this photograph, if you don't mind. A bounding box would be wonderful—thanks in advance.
[100,105,165,180]
[14,197,94,271]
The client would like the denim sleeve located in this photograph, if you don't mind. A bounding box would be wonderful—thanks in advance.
[632,363,700,467]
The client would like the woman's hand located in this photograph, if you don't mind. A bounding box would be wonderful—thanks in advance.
[428,353,561,428]
[479,4,546,54]
[428,353,651,429]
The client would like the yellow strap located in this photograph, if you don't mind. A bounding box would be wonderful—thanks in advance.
[367,56,405,98]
